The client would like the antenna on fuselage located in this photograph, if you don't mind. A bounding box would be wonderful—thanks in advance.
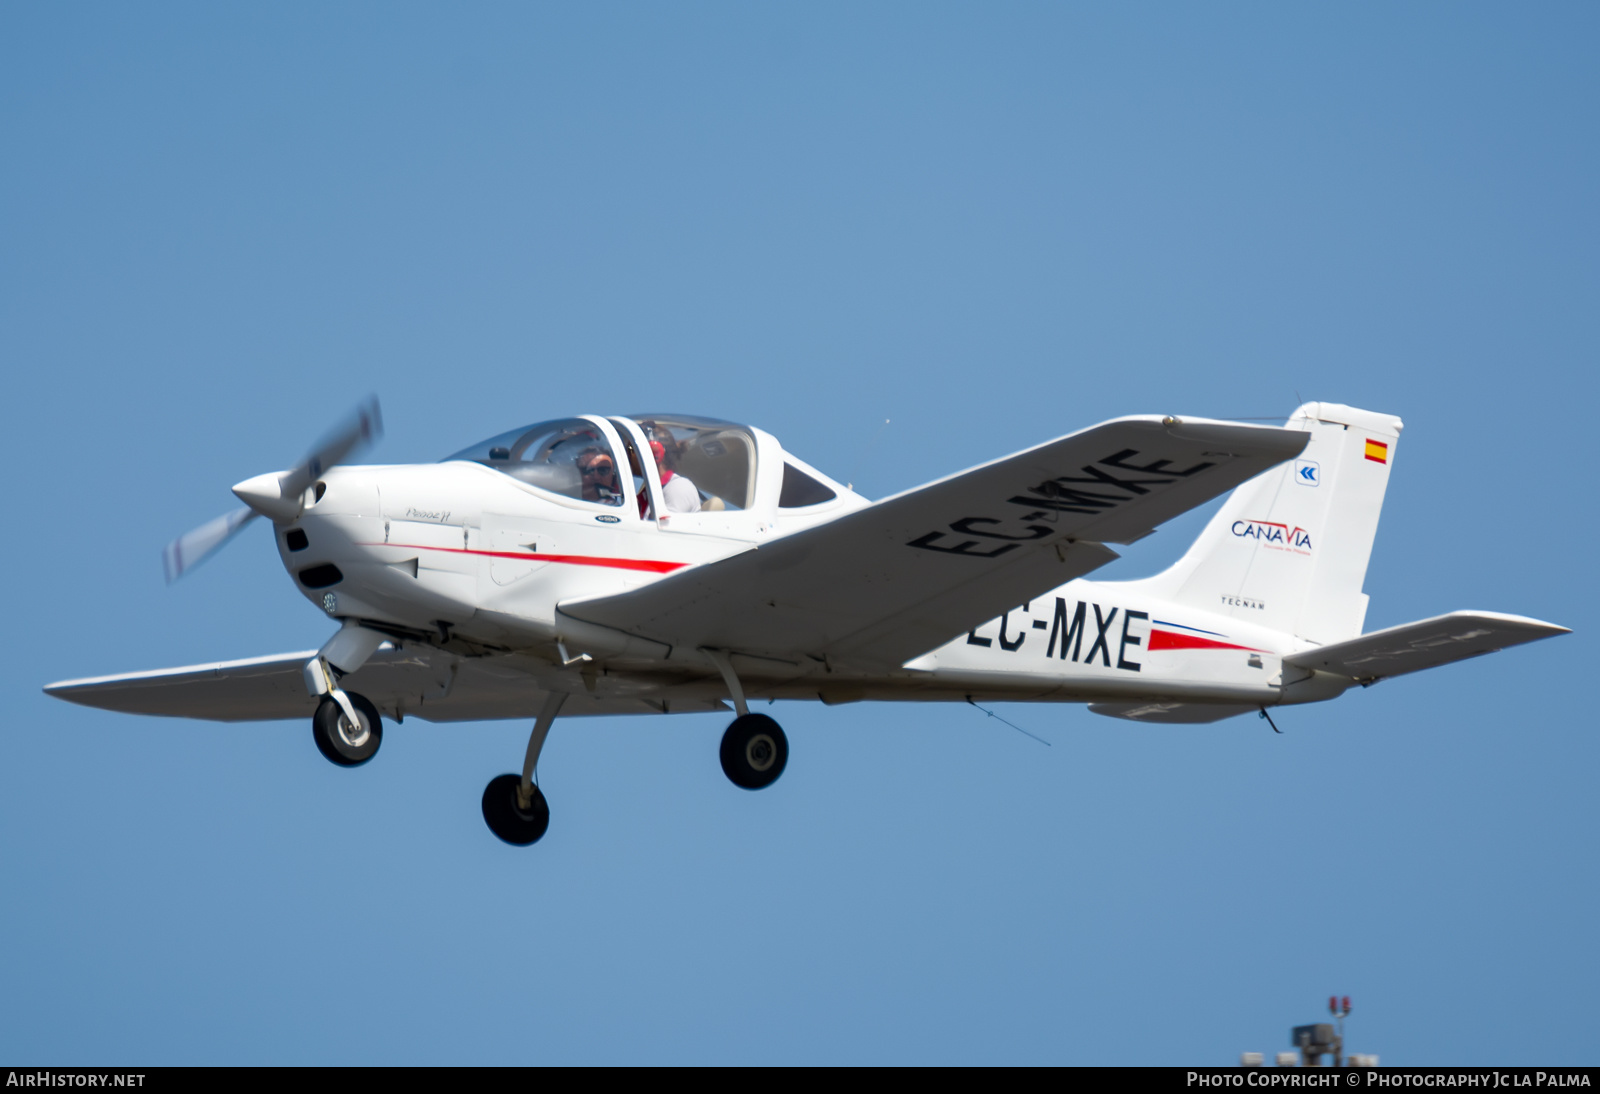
[967,697,1050,747]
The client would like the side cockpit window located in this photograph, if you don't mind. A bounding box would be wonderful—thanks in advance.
[779,462,837,508]
[446,419,624,506]
[630,415,757,512]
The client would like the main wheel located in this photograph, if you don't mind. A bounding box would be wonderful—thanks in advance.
[720,713,788,790]
[482,774,550,845]
[312,693,383,767]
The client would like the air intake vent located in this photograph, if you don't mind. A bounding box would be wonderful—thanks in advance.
[285,529,309,552]
[297,564,343,589]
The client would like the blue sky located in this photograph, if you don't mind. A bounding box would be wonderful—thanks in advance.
[3,2,1595,1064]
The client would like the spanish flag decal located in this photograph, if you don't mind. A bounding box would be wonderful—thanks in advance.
[1364,438,1389,464]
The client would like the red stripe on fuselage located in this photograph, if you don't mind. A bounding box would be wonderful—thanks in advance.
[368,543,688,574]
[1147,629,1266,654]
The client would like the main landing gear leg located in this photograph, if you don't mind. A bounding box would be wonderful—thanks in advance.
[305,621,388,767]
[482,691,567,846]
[703,648,788,791]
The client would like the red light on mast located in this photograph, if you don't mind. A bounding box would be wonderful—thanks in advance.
[1342,996,1352,1014]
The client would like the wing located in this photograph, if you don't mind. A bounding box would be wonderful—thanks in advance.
[44,646,726,724]
[46,649,323,721]
[1283,611,1570,683]
[564,415,1308,666]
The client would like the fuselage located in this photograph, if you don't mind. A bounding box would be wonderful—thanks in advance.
[277,413,1346,713]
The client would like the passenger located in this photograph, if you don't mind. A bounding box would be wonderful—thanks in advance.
[649,436,701,513]
[575,448,622,505]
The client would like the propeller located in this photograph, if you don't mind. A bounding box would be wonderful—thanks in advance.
[162,507,257,584]
[162,397,383,583]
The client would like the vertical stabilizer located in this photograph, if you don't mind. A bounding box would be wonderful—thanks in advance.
[1128,403,1402,644]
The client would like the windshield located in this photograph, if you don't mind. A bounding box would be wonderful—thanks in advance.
[445,418,624,506]
[627,414,757,511]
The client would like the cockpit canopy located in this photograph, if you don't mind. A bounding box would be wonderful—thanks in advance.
[443,414,839,512]
[446,418,622,504]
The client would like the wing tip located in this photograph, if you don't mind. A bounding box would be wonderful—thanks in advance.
[1162,417,1310,457]
[1441,609,1571,637]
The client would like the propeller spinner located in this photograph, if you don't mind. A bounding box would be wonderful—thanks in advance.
[162,397,383,583]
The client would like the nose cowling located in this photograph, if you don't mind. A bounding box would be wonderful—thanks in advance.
[280,467,431,625]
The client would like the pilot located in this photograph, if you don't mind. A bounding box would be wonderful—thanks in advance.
[648,435,701,513]
[576,448,622,505]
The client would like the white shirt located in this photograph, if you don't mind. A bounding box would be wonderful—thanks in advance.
[661,474,701,513]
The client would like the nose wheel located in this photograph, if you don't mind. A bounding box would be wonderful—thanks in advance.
[720,713,788,790]
[312,691,382,766]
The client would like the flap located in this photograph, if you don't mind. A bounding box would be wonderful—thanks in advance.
[564,415,1308,666]
[1283,611,1570,682]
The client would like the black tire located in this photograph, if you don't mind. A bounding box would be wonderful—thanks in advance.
[312,693,383,767]
[481,774,550,845]
[720,713,788,790]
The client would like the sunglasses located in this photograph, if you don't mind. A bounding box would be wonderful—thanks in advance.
[581,463,614,475]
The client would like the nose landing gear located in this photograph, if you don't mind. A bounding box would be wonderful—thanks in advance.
[312,691,383,766]
[304,621,388,767]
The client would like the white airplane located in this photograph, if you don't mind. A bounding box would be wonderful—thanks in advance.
[45,401,1568,845]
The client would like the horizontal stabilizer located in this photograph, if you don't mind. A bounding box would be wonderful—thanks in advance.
[1090,702,1258,724]
[1283,611,1569,683]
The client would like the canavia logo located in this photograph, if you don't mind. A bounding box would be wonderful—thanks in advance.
[1232,519,1312,553]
